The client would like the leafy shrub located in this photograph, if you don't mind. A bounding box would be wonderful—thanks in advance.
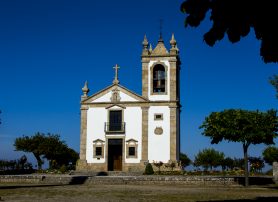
[144,163,154,175]
[59,165,67,174]
[154,171,185,175]
[265,169,272,176]
[153,161,163,174]
[180,153,191,169]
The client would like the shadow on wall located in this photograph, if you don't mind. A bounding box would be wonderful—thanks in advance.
[69,176,89,185]
[234,177,274,186]
[96,171,108,176]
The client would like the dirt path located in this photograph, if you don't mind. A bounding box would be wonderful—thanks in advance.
[0,183,278,202]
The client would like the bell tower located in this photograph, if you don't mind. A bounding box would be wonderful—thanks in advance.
[141,34,180,102]
[141,33,181,162]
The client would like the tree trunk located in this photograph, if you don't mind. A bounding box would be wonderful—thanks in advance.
[243,144,249,186]
[34,153,43,170]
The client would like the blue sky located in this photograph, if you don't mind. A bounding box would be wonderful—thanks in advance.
[0,0,277,168]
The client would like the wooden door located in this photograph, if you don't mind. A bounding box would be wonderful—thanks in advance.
[113,155,122,171]
[108,139,123,171]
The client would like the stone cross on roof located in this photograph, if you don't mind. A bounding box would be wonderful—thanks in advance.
[113,64,120,84]
[159,19,163,41]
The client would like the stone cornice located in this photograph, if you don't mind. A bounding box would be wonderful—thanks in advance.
[105,104,126,109]
[81,100,180,108]
[81,83,148,104]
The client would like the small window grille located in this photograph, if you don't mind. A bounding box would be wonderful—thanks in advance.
[154,114,163,120]
[95,147,102,156]
[128,147,135,156]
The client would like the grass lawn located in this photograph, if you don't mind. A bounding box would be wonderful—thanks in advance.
[0,183,278,201]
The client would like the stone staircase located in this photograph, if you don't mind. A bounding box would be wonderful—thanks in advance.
[72,171,143,176]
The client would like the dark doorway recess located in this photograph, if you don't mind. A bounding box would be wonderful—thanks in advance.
[108,139,123,171]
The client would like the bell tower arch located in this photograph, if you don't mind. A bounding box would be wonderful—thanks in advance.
[141,34,180,102]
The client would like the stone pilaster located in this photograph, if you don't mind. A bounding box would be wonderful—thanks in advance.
[79,105,88,162]
[142,59,149,99]
[141,106,149,162]
[170,106,177,161]
[169,58,177,101]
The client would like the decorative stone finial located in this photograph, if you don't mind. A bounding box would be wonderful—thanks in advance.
[170,33,177,48]
[149,43,153,52]
[142,34,149,50]
[170,33,178,55]
[113,64,120,84]
[82,81,89,98]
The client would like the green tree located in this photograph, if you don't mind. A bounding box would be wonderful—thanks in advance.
[270,75,278,99]
[220,157,234,171]
[14,133,45,169]
[14,132,78,170]
[179,152,191,170]
[180,0,278,63]
[262,146,278,166]
[194,148,225,171]
[232,158,245,170]
[42,135,78,169]
[248,156,264,173]
[48,147,79,169]
[19,155,27,170]
[200,109,278,186]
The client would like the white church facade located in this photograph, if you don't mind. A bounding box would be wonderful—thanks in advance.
[77,34,181,172]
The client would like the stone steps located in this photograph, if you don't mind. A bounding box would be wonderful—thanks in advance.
[72,171,143,176]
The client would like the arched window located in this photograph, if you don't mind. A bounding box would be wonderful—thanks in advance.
[153,64,166,93]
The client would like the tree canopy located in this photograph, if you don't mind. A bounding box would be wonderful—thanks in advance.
[200,109,278,186]
[270,75,278,99]
[248,156,264,173]
[194,148,224,171]
[179,152,191,170]
[14,132,78,170]
[262,146,278,166]
[180,0,278,63]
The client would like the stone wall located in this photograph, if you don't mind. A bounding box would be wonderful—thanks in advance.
[85,176,237,186]
[0,174,275,186]
[1,175,273,186]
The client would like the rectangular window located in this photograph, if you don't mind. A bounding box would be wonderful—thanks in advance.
[154,113,163,120]
[109,110,122,131]
[95,147,102,156]
[128,147,135,156]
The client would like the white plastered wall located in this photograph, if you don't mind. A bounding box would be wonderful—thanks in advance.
[148,60,170,101]
[86,107,106,163]
[124,107,142,163]
[86,106,142,164]
[148,106,170,163]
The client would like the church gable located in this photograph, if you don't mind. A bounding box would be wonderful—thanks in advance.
[82,84,147,104]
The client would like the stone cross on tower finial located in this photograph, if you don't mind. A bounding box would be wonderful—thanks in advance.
[159,19,164,41]
[113,64,120,84]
